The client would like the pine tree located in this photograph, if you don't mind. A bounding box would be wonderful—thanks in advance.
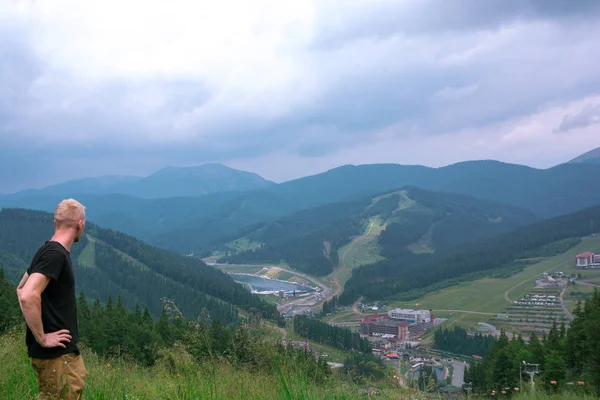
[0,268,20,334]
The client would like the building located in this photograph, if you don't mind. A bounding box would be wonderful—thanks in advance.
[360,314,410,340]
[388,308,432,323]
[576,252,600,269]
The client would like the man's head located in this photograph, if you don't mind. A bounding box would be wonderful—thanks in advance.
[54,199,86,242]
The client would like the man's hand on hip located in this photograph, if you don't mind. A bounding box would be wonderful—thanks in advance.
[39,329,72,348]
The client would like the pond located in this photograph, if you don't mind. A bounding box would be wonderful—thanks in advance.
[228,273,315,294]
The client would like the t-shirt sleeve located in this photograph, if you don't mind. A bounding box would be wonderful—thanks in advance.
[27,249,65,281]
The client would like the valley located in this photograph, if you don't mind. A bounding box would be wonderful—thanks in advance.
[3,155,600,397]
[4,3,600,396]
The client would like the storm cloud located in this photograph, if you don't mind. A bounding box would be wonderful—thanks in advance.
[1,0,600,192]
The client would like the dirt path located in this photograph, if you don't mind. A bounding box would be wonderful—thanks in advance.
[559,288,574,321]
[326,221,377,303]
[352,297,366,317]
[503,259,573,304]
[278,327,288,341]
[575,280,600,288]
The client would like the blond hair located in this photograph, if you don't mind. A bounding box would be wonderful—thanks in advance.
[54,199,86,228]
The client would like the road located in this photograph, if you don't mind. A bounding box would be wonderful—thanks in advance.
[575,280,600,288]
[329,321,361,327]
[559,288,574,321]
[274,266,331,313]
[432,309,505,316]
[451,361,465,388]
[352,297,366,317]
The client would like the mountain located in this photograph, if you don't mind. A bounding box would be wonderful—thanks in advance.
[217,187,538,275]
[340,201,600,305]
[154,160,600,254]
[4,163,274,199]
[0,208,279,322]
[568,147,600,164]
[3,160,600,255]
[270,161,600,217]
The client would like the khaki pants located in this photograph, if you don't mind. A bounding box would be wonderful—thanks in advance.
[31,353,88,400]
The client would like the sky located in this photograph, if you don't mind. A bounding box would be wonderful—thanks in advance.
[1,0,600,193]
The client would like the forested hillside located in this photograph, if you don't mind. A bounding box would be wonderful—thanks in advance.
[0,208,279,322]
[466,291,600,393]
[4,160,600,256]
[218,187,536,275]
[340,203,600,304]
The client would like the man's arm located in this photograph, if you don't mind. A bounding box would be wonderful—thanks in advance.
[16,272,29,299]
[17,272,72,348]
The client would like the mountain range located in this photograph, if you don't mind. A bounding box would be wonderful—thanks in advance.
[4,163,274,199]
[2,152,600,256]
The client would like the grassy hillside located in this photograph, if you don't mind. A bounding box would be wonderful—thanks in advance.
[217,187,536,276]
[391,235,600,331]
[4,333,597,400]
[341,202,600,305]
[0,208,279,322]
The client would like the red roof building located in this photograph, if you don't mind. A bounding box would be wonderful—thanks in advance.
[576,252,600,268]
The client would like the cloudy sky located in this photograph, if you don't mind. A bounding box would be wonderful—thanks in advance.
[2,0,600,192]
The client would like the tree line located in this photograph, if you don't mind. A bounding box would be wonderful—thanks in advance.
[293,315,371,353]
[0,270,332,384]
[321,295,339,316]
[465,290,600,394]
[433,326,495,357]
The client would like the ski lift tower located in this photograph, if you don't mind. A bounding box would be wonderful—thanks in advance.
[520,361,540,393]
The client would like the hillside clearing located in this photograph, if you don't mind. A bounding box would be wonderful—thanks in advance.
[329,216,386,295]
[77,236,97,269]
[389,235,600,331]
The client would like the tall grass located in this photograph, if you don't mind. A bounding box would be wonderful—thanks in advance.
[0,331,409,399]
[2,331,597,399]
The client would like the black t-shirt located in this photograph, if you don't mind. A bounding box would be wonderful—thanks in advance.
[26,241,79,359]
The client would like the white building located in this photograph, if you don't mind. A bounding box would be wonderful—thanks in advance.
[388,308,431,323]
[576,252,600,269]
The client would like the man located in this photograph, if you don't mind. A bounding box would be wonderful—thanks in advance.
[17,199,88,400]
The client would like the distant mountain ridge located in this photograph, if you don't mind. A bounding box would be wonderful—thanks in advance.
[4,163,274,199]
[569,147,600,164]
[2,160,600,255]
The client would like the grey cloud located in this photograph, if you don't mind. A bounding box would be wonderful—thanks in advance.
[0,25,43,127]
[2,1,600,192]
[313,0,600,49]
[556,104,600,133]
[430,84,479,103]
